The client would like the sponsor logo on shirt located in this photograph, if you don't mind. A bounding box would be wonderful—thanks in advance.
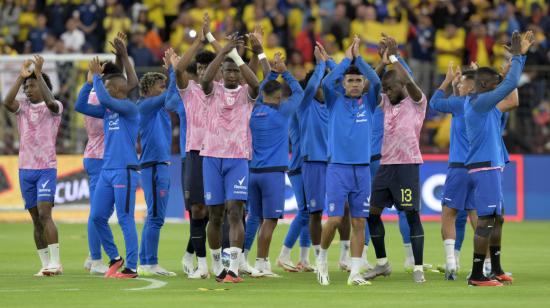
[356,110,368,123]
[108,113,120,130]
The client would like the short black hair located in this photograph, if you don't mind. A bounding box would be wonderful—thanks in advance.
[186,61,197,75]
[262,80,282,96]
[104,73,127,82]
[476,67,502,83]
[462,69,476,80]
[344,65,362,76]
[24,72,53,90]
[196,50,216,65]
[381,69,398,83]
[101,61,122,76]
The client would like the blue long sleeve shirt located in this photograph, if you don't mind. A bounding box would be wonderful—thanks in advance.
[87,74,139,169]
[465,55,525,168]
[250,71,304,171]
[164,69,187,160]
[138,68,177,165]
[429,90,469,165]
[288,113,303,171]
[322,57,381,164]
[298,60,329,162]
[370,106,384,158]
[501,112,510,164]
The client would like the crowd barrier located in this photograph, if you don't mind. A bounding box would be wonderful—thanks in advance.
[0,154,548,221]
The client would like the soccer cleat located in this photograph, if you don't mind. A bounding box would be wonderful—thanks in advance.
[34,268,47,277]
[360,260,374,273]
[404,258,415,272]
[90,261,109,275]
[444,266,457,281]
[215,268,228,282]
[149,265,177,276]
[347,273,372,286]
[491,273,513,285]
[363,262,392,280]
[84,256,92,271]
[339,260,351,272]
[238,261,264,278]
[468,277,503,287]
[104,257,124,278]
[258,269,281,278]
[42,264,63,276]
[296,261,315,272]
[181,254,195,275]
[223,270,243,283]
[413,270,426,283]
[112,268,138,279]
[316,261,330,286]
[188,266,210,279]
[137,265,153,277]
[276,257,299,272]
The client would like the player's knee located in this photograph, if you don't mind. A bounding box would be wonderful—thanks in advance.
[150,217,165,228]
[191,204,207,219]
[369,206,383,216]
[475,217,494,238]
[227,207,243,224]
[351,218,366,230]
[496,215,504,225]
[37,209,52,224]
[327,216,343,227]
[405,211,424,236]
[367,215,384,236]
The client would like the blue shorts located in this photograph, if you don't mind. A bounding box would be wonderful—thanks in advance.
[326,164,371,218]
[19,169,57,209]
[302,161,326,213]
[288,171,307,212]
[442,167,475,211]
[469,169,503,217]
[248,172,285,219]
[203,157,248,205]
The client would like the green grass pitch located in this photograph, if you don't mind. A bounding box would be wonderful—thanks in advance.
[0,221,548,307]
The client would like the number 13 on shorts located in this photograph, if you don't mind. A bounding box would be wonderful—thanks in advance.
[401,188,413,207]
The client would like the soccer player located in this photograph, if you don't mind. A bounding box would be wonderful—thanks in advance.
[200,36,260,283]
[316,36,380,286]
[137,48,179,277]
[365,35,428,283]
[174,25,216,278]
[249,52,304,276]
[464,31,532,286]
[3,56,63,276]
[429,63,478,280]
[80,33,138,276]
[77,57,140,278]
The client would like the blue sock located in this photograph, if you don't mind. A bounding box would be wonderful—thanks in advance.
[285,210,309,248]
[244,214,261,251]
[364,217,371,246]
[398,211,411,244]
[455,210,468,251]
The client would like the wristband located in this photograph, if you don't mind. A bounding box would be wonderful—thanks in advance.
[389,55,398,64]
[228,48,245,66]
[258,53,267,60]
[206,32,216,43]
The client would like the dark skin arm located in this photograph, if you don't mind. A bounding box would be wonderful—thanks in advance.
[384,36,423,102]
[240,55,260,99]
[247,27,271,77]
[200,39,239,95]
[203,13,222,53]
[111,32,138,92]
[33,55,60,114]
[2,60,32,113]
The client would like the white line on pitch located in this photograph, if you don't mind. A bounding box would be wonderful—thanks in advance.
[124,278,167,291]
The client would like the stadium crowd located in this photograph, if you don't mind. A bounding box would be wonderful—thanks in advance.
[0,0,549,154]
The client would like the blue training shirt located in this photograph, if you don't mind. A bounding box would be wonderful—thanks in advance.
[138,67,178,165]
[288,113,303,172]
[76,75,140,169]
[429,90,469,164]
[249,71,304,171]
[370,106,384,158]
[322,57,381,165]
[164,68,187,159]
[501,112,510,164]
[465,55,525,168]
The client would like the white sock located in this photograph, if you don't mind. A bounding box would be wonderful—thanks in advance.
[443,239,456,268]
[210,248,223,275]
[48,243,60,267]
[350,257,362,276]
[244,249,249,261]
[404,243,414,261]
[197,257,207,270]
[38,248,49,268]
[280,245,291,259]
[377,257,388,266]
[313,245,321,258]
[228,247,241,274]
[299,246,310,263]
[454,249,461,268]
[318,248,328,263]
[339,240,350,262]
[255,258,266,271]
[184,251,194,260]
[414,265,423,272]
[362,245,368,261]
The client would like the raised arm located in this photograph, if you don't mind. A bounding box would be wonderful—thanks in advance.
[497,89,519,112]
[164,62,182,112]
[279,71,305,117]
[111,32,138,93]
[203,13,222,53]
[201,39,238,95]
[248,26,271,78]
[227,47,260,99]
[75,79,105,118]
[299,56,326,113]
[322,56,351,109]
[32,55,60,114]
[1,60,32,113]
[384,36,423,102]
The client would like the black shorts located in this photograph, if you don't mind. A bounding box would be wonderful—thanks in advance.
[371,164,420,212]
[184,150,205,206]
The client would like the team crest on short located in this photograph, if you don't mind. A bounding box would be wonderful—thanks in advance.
[185,191,190,199]
[205,192,212,200]
[329,203,335,212]
[310,199,316,208]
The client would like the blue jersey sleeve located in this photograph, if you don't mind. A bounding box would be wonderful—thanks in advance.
[326,59,337,71]
[356,56,381,112]
[323,57,351,109]
[472,55,524,113]
[164,67,182,112]
[75,82,105,118]
[139,93,167,115]
[429,90,464,115]
[397,55,413,78]
[279,71,305,117]
[298,61,326,113]
[93,74,139,117]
